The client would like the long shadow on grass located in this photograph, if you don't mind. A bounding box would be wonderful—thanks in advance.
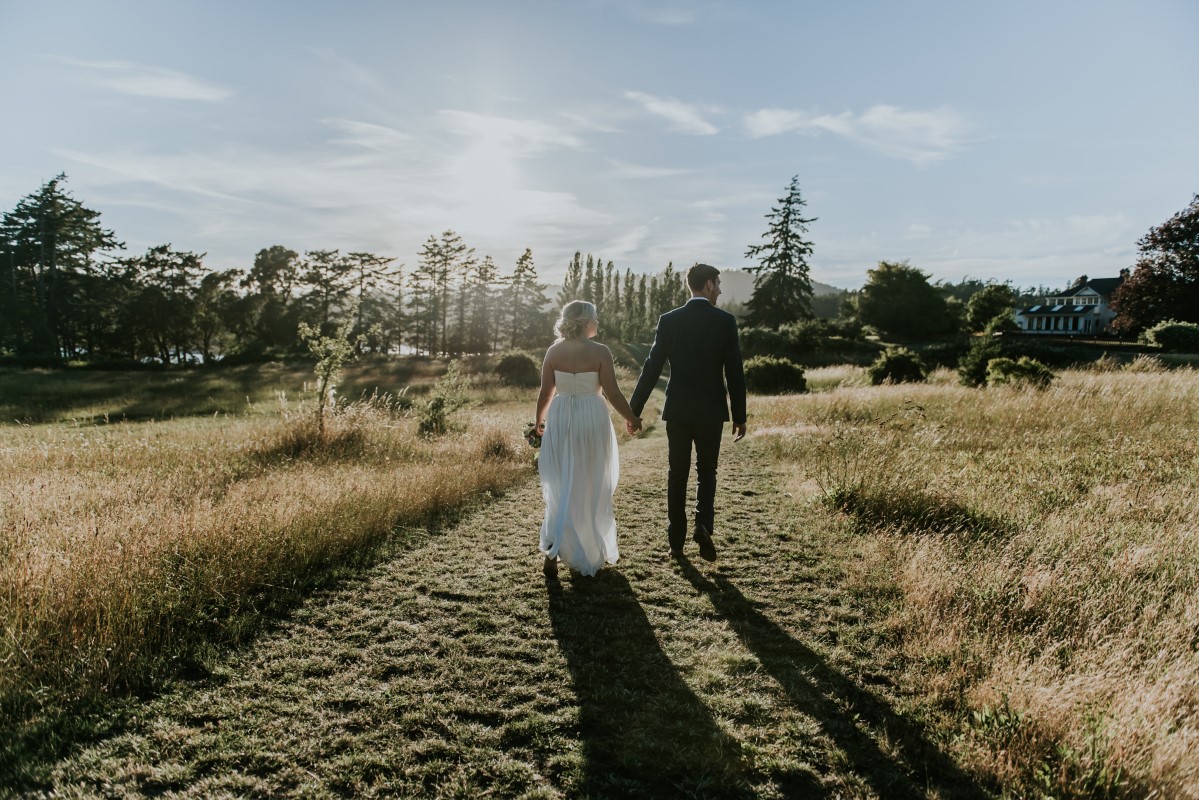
[547,570,802,799]
[678,561,995,800]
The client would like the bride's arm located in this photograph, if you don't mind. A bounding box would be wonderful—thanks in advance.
[535,350,556,434]
[597,347,638,424]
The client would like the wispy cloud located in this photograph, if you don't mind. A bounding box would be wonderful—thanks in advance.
[606,159,693,179]
[51,57,231,101]
[50,108,609,271]
[632,6,697,25]
[438,110,584,153]
[625,90,719,135]
[323,119,414,153]
[744,104,970,165]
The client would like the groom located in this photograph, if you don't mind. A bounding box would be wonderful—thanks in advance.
[629,263,747,561]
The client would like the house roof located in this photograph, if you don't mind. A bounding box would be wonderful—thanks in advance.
[1017,304,1102,315]
[1052,277,1123,299]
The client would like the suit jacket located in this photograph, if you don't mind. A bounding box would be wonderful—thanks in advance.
[630,298,747,425]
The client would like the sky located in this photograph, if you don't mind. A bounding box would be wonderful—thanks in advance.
[1,0,1196,291]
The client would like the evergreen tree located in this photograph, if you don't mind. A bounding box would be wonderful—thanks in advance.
[298,249,355,333]
[745,175,816,329]
[125,244,206,363]
[857,260,953,338]
[503,248,550,349]
[558,252,583,306]
[636,273,649,337]
[620,269,637,340]
[239,245,301,354]
[415,230,474,356]
[582,255,596,303]
[345,251,399,352]
[0,173,123,357]
[194,269,241,362]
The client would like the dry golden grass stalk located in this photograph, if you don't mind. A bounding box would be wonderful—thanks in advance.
[755,368,1199,798]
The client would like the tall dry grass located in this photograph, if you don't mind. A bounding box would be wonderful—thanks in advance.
[0,396,534,719]
[754,366,1199,799]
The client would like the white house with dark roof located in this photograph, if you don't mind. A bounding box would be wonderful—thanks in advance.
[1014,276,1124,335]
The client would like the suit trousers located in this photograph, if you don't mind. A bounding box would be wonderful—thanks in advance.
[665,420,725,549]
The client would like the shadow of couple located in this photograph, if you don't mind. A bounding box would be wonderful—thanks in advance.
[546,561,991,799]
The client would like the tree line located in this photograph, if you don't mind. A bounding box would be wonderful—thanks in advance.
[0,175,692,364]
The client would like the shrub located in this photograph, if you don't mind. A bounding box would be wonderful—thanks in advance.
[415,361,475,436]
[744,355,807,394]
[958,335,1003,387]
[740,326,793,359]
[495,352,541,387]
[1141,320,1199,353]
[916,340,970,370]
[867,346,927,385]
[986,356,1054,389]
[984,313,1020,335]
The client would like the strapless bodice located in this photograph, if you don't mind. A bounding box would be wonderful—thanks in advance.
[554,370,601,397]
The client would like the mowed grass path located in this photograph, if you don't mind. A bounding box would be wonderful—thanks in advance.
[28,429,991,799]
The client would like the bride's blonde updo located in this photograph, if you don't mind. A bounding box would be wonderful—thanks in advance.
[554,300,597,340]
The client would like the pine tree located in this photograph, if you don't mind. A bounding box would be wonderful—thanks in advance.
[297,249,354,333]
[745,175,816,329]
[345,251,399,352]
[466,255,498,354]
[0,173,123,357]
[125,244,206,363]
[414,231,474,356]
[503,248,550,349]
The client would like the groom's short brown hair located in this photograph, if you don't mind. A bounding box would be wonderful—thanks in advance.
[686,263,720,292]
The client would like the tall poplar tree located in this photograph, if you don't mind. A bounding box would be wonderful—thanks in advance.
[745,175,816,329]
[557,252,583,306]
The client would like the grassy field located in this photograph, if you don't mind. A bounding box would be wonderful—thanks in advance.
[0,359,455,424]
[3,357,1197,797]
[754,363,1199,798]
[0,359,557,772]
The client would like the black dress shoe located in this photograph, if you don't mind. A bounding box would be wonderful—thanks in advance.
[668,547,684,559]
[693,525,717,562]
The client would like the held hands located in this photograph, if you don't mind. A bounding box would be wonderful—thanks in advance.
[626,416,643,435]
[732,423,747,442]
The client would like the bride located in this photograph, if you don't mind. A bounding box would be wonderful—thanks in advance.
[535,301,641,577]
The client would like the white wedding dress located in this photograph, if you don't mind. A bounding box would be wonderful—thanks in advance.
[539,370,620,576]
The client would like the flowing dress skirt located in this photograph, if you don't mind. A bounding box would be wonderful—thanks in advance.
[538,388,620,576]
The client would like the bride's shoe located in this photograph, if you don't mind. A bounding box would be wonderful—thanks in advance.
[543,556,558,576]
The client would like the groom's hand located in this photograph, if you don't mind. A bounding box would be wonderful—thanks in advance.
[732,423,747,442]
[627,417,642,435]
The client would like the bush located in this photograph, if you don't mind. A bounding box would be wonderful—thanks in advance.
[915,339,970,370]
[958,335,1003,387]
[985,356,1054,389]
[495,352,541,387]
[744,355,807,395]
[867,346,927,385]
[1141,320,1199,353]
[740,326,794,359]
[415,361,475,436]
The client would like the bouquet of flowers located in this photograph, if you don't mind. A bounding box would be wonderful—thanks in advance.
[523,421,543,448]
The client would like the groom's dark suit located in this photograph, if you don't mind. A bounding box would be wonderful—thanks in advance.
[630,297,747,552]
